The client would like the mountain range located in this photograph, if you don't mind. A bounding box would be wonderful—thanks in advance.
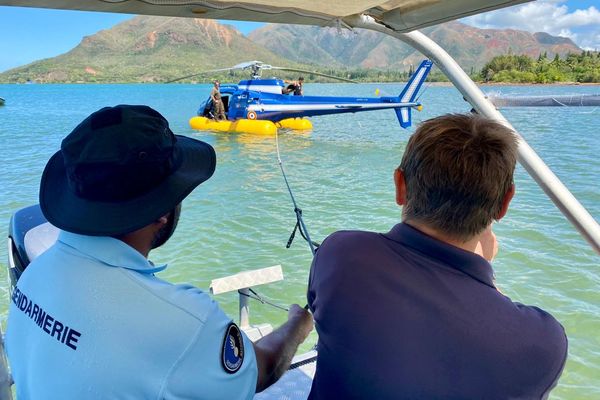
[0,16,582,83]
[250,22,580,71]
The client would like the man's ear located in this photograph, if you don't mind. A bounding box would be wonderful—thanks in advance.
[394,169,407,206]
[156,214,169,226]
[496,184,515,220]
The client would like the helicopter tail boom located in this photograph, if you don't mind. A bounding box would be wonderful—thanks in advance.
[395,59,433,128]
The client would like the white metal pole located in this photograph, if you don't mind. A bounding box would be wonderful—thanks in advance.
[346,15,600,255]
[239,288,250,329]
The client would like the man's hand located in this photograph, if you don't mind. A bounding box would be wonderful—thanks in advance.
[475,225,498,262]
[287,304,314,342]
[253,304,314,392]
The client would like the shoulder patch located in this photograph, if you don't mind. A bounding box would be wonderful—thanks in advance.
[221,322,244,374]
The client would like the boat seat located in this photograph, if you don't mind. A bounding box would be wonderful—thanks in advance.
[7,204,57,287]
[24,222,59,262]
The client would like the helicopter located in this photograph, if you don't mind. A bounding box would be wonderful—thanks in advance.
[168,60,433,135]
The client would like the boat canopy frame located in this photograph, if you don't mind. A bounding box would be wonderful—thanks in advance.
[1,3,600,398]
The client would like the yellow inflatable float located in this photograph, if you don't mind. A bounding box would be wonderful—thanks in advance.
[189,116,312,135]
[275,118,313,131]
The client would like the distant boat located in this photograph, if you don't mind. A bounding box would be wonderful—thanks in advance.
[0,97,5,106]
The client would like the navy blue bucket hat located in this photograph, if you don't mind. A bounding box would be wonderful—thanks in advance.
[40,104,216,236]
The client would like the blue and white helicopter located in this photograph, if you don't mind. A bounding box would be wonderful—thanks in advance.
[180,59,433,135]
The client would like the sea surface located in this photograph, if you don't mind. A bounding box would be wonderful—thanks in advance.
[0,82,598,399]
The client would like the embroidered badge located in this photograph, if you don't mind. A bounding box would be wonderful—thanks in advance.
[221,323,244,373]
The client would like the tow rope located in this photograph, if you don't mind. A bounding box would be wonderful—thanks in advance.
[239,130,319,313]
[238,288,290,312]
[275,128,320,256]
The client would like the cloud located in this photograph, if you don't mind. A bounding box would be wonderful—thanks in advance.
[462,0,600,50]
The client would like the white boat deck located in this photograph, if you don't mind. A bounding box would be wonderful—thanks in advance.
[254,351,317,400]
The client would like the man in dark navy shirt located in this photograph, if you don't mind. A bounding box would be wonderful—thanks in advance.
[307,113,567,399]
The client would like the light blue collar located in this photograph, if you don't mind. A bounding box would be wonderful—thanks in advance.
[58,231,167,274]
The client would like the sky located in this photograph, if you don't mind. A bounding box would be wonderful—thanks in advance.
[1,0,599,72]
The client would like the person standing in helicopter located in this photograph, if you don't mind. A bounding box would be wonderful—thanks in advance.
[210,80,226,121]
[282,77,304,96]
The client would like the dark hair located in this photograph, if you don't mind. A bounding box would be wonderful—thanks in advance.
[298,77,304,81]
[399,113,518,241]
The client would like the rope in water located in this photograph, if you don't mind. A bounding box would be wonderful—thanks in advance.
[236,126,320,313]
[275,126,319,256]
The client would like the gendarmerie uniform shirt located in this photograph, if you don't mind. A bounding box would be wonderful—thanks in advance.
[308,223,567,400]
[6,231,257,399]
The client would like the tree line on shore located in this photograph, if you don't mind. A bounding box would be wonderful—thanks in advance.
[479,51,600,84]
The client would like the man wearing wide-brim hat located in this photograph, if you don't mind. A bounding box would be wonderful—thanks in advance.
[5,104,313,399]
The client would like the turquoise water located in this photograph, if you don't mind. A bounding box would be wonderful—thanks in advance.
[0,83,598,398]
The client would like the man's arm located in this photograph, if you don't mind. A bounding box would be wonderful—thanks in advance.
[252,304,313,392]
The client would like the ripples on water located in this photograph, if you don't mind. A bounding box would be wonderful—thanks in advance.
[0,83,598,398]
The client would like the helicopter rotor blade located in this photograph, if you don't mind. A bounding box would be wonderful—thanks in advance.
[165,61,358,83]
[270,66,357,83]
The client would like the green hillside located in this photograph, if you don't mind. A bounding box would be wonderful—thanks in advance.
[1,16,293,83]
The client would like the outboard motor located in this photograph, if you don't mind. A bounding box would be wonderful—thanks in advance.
[7,204,58,291]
